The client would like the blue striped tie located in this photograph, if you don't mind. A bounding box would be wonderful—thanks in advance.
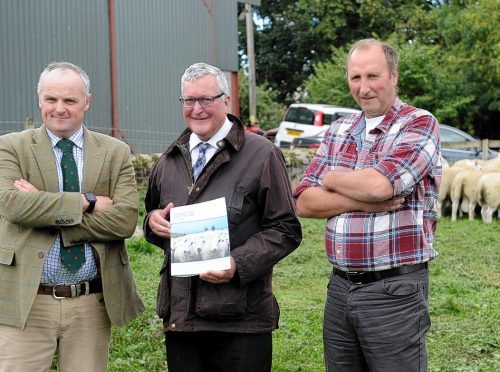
[193,143,209,180]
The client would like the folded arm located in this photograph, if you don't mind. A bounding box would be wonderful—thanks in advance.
[296,185,403,218]
[322,167,394,202]
[60,149,139,243]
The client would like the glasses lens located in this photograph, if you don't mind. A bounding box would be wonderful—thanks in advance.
[199,97,214,108]
[183,98,196,107]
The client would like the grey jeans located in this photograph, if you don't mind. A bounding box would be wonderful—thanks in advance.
[323,266,430,372]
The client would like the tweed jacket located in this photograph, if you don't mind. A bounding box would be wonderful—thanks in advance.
[0,126,145,329]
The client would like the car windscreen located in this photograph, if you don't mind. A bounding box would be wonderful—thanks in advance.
[285,107,315,125]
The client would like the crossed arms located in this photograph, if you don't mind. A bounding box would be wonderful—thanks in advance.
[296,167,404,218]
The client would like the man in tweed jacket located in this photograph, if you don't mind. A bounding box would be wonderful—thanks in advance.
[0,62,144,372]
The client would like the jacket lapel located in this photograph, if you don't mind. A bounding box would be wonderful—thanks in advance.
[31,127,59,192]
[82,128,106,192]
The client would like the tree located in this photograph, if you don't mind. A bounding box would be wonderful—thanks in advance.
[303,46,354,107]
[303,0,499,138]
[242,0,436,104]
[241,0,359,104]
[238,70,286,131]
[425,0,499,138]
[241,0,498,138]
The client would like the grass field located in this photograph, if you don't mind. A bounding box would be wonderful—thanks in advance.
[107,217,499,371]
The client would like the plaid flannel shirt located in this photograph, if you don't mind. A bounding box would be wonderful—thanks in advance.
[294,98,441,271]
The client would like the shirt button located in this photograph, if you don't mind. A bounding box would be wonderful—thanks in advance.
[38,252,44,258]
[195,187,200,192]
[171,323,176,329]
[336,250,341,254]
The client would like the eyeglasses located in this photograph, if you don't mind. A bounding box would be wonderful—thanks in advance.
[179,93,225,108]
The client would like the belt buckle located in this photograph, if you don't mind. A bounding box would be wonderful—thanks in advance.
[52,284,67,300]
[82,281,90,295]
[345,271,363,284]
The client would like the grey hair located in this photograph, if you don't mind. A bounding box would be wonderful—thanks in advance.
[346,39,399,78]
[37,61,91,97]
[181,62,229,96]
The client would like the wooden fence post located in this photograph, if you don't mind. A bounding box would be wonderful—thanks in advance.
[482,139,489,160]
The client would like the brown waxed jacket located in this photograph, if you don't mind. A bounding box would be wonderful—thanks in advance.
[144,114,302,333]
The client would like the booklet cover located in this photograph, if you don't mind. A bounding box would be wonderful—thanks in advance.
[170,197,230,277]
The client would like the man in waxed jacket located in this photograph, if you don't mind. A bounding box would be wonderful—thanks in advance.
[144,62,302,372]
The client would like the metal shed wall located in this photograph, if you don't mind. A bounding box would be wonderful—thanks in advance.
[0,0,254,153]
[114,0,239,153]
[0,0,111,135]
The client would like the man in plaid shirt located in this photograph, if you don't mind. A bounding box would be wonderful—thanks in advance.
[295,39,441,371]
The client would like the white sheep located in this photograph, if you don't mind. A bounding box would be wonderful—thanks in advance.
[441,156,450,169]
[476,172,500,223]
[200,233,229,261]
[438,161,480,218]
[480,156,500,173]
[450,168,483,221]
[452,159,480,168]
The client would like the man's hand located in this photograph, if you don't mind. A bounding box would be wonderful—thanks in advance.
[199,256,236,284]
[13,179,39,192]
[358,197,405,213]
[148,203,174,238]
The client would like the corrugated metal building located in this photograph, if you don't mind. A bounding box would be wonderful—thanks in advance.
[0,0,260,153]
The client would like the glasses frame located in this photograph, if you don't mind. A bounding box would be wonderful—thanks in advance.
[179,92,225,108]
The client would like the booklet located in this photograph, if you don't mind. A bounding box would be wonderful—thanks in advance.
[170,197,231,277]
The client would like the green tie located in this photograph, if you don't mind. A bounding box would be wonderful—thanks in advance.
[57,139,85,273]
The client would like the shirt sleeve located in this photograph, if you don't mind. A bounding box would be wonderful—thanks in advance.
[373,113,441,196]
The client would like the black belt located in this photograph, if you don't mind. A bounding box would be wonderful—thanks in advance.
[38,278,102,299]
[333,262,428,284]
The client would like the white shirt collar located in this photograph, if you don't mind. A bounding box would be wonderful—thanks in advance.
[189,117,233,151]
[46,125,85,149]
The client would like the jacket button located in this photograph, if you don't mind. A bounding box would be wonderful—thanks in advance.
[171,323,176,329]
[38,252,44,258]
[195,187,200,192]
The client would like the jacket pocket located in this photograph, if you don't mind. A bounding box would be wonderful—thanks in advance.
[194,280,248,320]
[156,263,171,319]
[0,247,14,266]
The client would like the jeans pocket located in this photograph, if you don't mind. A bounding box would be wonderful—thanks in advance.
[382,273,420,297]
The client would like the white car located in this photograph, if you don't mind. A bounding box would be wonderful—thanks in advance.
[274,103,360,148]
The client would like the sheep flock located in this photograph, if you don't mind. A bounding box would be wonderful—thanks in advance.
[438,154,500,223]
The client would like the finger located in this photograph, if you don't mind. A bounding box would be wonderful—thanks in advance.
[158,203,174,218]
[164,202,174,213]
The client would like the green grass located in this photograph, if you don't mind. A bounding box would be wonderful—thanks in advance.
[108,217,499,371]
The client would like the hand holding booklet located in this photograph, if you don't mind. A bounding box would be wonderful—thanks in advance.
[170,197,231,277]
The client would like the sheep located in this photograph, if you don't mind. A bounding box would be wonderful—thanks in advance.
[441,156,450,169]
[450,168,483,221]
[438,166,462,218]
[200,233,229,261]
[172,238,204,263]
[480,156,500,173]
[438,161,480,218]
[453,159,480,168]
[476,173,500,223]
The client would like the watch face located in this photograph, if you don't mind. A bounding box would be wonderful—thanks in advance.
[85,192,97,203]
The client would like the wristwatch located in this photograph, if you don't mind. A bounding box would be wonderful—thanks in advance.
[84,192,97,213]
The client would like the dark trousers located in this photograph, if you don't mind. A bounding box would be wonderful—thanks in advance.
[323,266,430,372]
[165,331,272,372]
